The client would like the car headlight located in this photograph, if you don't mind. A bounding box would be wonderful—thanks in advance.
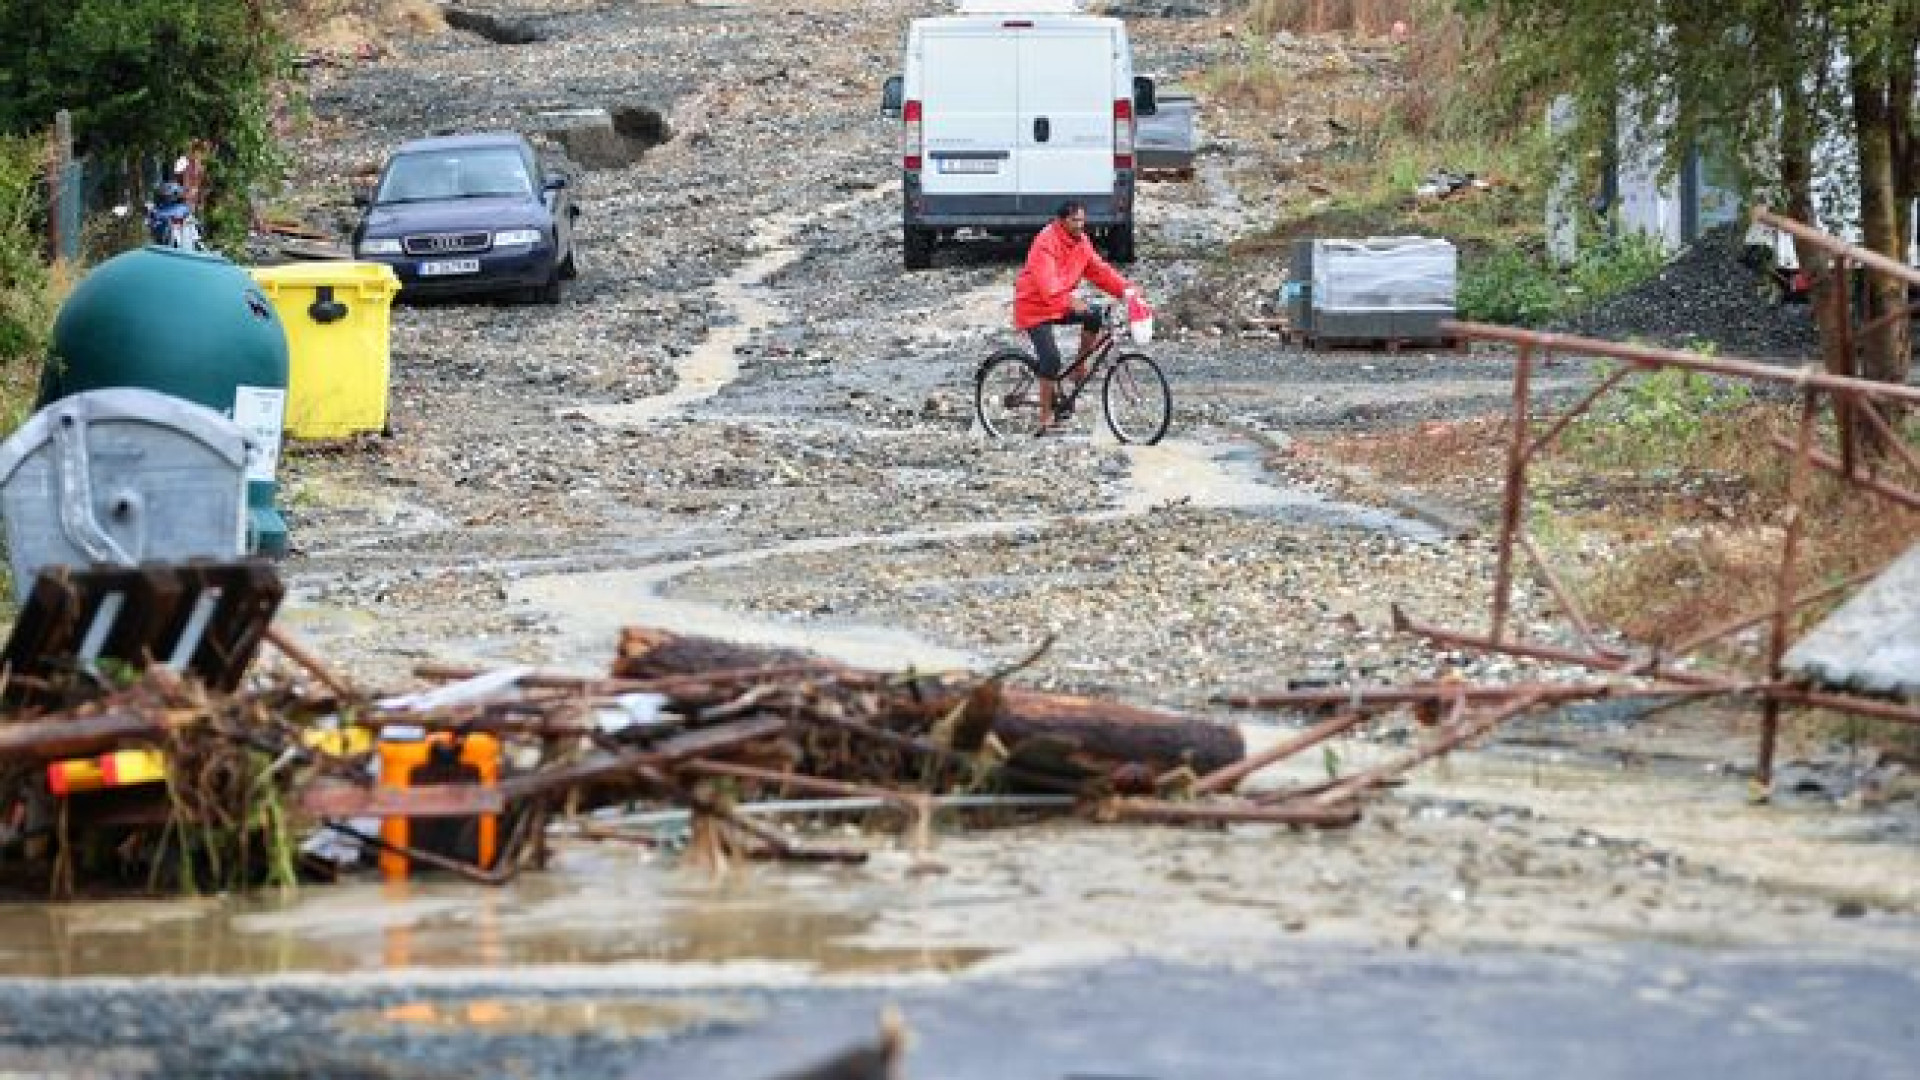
[358,238,402,255]
[494,229,542,247]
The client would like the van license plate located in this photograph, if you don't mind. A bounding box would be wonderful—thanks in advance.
[419,258,481,276]
[939,159,1000,174]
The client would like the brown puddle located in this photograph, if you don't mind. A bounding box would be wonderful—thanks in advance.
[0,849,996,979]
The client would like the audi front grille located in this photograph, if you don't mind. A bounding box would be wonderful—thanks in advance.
[402,232,491,256]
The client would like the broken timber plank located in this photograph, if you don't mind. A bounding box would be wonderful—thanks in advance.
[300,781,506,818]
[0,709,176,762]
[495,714,787,800]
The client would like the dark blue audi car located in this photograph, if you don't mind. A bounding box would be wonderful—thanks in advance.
[353,132,578,303]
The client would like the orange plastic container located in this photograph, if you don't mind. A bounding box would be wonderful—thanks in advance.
[377,730,500,880]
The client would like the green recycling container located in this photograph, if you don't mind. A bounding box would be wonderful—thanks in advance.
[40,246,290,556]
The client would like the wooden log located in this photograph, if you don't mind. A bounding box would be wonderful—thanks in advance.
[991,687,1243,776]
[0,709,178,762]
[611,628,1245,776]
[614,627,825,679]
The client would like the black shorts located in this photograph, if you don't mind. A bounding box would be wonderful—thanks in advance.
[1025,309,1103,378]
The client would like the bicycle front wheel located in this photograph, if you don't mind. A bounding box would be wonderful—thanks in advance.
[1102,351,1171,445]
[975,349,1037,438]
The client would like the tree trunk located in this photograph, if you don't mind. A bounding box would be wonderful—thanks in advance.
[1893,4,1917,244]
[1850,39,1914,429]
[1781,90,1850,384]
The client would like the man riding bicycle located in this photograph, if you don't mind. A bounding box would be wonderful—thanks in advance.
[1014,201,1134,435]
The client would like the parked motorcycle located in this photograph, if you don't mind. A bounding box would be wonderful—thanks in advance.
[145,181,204,250]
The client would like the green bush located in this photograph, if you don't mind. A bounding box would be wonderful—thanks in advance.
[1567,232,1667,308]
[0,136,44,618]
[1565,363,1753,467]
[0,135,52,373]
[0,1,288,249]
[1458,247,1562,325]
[1459,232,1669,327]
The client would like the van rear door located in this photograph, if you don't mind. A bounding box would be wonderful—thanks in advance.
[920,31,1019,198]
[1017,26,1114,198]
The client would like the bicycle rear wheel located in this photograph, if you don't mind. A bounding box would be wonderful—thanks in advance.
[975,349,1038,438]
[1102,351,1171,445]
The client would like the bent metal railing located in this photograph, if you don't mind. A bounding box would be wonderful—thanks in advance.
[1223,210,1920,800]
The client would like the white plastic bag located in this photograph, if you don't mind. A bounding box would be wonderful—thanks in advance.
[1126,290,1155,344]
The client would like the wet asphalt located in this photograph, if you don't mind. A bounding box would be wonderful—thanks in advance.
[1,948,1914,1079]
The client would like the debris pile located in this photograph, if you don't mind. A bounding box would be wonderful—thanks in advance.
[1,582,1393,897]
[1552,224,1822,360]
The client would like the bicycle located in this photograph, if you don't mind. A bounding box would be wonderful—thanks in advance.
[973,300,1173,444]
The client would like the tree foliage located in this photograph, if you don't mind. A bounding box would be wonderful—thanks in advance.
[0,136,52,368]
[0,0,288,245]
[1458,0,1918,394]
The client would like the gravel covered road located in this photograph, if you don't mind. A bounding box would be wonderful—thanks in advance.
[270,0,1589,700]
[7,3,1917,1076]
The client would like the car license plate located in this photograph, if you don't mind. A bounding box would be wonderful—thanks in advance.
[938,158,1000,175]
[419,258,480,276]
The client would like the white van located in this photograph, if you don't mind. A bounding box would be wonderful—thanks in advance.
[881,2,1156,270]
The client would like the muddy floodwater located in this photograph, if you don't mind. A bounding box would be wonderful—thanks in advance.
[6,730,1916,984]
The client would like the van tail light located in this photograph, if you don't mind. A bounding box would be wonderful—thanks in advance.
[1112,99,1134,170]
[903,99,923,172]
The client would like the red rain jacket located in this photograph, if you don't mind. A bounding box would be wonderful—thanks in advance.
[1013,221,1132,330]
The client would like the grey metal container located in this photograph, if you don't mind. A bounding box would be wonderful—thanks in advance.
[0,388,248,599]
[1308,236,1457,343]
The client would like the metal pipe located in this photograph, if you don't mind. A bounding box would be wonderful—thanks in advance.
[1856,300,1920,342]
[1109,798,1359,828]
[1668,565,1885,657]
[1192,710,1366,795]
[321,820,523,886]
[1517,529,1611,657]
[1220,682,1731,711]
[1754,208,1920,287]
[678,759,928,812]
[1769,435,1920,512]
[1759,391,1821,789]
[1392,605,1740,689]
[1852,397,1920,481]
[1832,260,1856,474]
[1311,692,1545,806]
[1440,322,1920,406]
[1525,365,1631,462]
[1769,687,1920,725]
[1490,343,1534,642]
[580,794,1078,831]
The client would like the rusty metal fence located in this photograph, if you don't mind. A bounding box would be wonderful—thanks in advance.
[1227,209,1920,801]
[42,109,168,262]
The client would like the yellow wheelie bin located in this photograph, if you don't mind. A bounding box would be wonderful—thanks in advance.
[249,261,400,439]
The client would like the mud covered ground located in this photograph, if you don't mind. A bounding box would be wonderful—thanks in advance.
[4,2,1917,1076]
